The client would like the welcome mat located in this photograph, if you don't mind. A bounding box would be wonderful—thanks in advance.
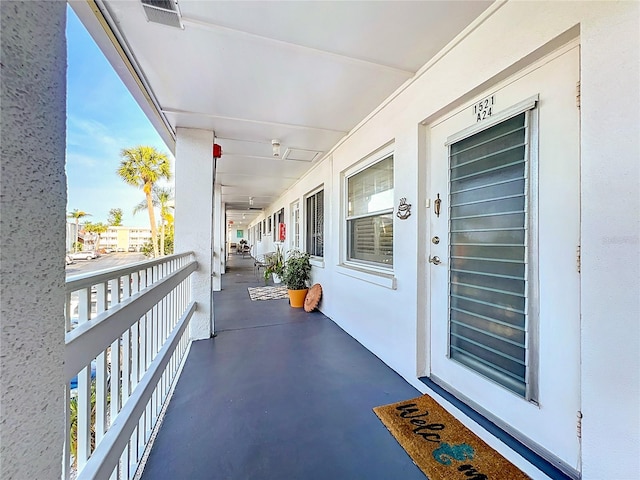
[247,286,289,301]
[373,394,530,480]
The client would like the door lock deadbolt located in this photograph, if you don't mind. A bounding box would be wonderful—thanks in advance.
[432,236,440,244]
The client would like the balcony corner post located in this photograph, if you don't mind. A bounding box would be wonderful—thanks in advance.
[0,2,67,478]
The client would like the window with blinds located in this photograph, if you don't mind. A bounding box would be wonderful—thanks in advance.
[347,155,394,266]
[448,112,529,397]
[306,190,324,257]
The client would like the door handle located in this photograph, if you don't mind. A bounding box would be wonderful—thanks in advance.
[434,193,442,218]
[428,255,441,265]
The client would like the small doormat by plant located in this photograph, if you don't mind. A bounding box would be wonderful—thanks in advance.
[247,286,288,301]
[373,394,530,480]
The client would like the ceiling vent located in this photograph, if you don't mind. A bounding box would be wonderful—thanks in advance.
[282,148,322,163]
[141,0,183,29]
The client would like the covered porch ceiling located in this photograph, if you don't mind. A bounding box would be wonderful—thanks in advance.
[71,0,493,227]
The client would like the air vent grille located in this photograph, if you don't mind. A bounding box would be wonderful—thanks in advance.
[282,148,322,162]
[142,0,175,9]
[141,0,183,29]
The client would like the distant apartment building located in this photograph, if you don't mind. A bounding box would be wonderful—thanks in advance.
[66,223,152,252]
[102,226,152,252]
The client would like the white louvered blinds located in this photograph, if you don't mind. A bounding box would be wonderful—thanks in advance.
[448,112,529,397]
[347,155,394,266]
[291,202,300,250]
[306,190,324,257]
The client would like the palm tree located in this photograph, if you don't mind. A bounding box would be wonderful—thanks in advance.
[67,209,91,252]
[83,222,108,252]
[117,146,171,257]
[134,186,174,256]
[107,208,123,226]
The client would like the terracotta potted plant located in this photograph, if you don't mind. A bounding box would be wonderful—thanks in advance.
[264,245,285,284]
[282,250,311,308]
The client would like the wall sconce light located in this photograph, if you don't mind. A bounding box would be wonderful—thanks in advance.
[272,139,281,158]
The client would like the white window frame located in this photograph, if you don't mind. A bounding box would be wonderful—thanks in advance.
[305,186,324,258]
[341,145,395,273]
[290,200,300,251]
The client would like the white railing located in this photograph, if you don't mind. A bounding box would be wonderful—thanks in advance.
[63,252,198,480]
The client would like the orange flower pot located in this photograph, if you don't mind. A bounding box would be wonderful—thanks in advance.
[287,288,308,308]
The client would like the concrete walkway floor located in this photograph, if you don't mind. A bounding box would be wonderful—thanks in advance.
[140,255,424,480]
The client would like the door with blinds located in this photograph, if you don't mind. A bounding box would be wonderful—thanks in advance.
[427,43,581,472]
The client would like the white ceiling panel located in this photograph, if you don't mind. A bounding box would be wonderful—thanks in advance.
[177,1,492,72]
[77,0,493,217]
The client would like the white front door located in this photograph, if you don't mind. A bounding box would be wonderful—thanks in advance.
[427,43,581,472]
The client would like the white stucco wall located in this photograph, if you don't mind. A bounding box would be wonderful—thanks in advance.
[0,1,67,478]
[579,5,640,479]
[174,128,214,339]
[256,2,639,478]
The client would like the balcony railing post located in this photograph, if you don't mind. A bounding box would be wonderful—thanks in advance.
[96,281,108,444]
[108,277,121,480]
[77,287,92,471]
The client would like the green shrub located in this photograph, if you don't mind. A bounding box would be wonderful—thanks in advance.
[282,250,311,290]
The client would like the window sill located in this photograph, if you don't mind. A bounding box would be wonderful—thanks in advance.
[336,264,397,289]
[310,257,325,269]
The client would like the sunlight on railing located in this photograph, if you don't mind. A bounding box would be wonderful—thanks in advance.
[63,252,197,480]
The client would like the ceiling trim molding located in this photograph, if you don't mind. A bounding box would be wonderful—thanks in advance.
[162,108,348,134]
[181,16,415,77]
[220,153,321,165]
[218,171,300,180]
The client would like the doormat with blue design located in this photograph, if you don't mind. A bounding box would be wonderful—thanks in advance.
[373,394,530,479]
[247,286,288,301]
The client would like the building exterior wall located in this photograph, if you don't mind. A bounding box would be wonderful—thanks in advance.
[251,2,639,478]
[101,225,152,251]
[0,1,67,478]
[67,223,153,252]
[578,5,640,478]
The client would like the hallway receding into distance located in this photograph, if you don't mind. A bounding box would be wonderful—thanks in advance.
[140,255,424,479]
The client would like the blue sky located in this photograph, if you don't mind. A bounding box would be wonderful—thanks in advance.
[66,6,174,227]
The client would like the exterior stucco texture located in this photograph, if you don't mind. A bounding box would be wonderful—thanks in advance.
[0,2,67,479]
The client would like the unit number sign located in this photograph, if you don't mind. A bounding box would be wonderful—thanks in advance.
[473,95,495,122]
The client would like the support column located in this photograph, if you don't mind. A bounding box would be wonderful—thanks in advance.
[212,183,222,292]
[175,128,215,340]
[0,2,67,478]
[220,202,226,275]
